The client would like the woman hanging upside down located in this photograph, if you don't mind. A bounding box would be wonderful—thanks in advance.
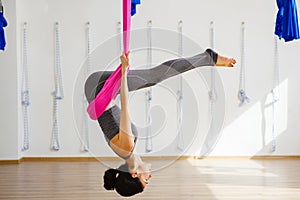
[84,49,236,197]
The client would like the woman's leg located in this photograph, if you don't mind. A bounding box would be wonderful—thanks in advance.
[126,49,217,91]
[85,71,113,103]
[85,49,224,101]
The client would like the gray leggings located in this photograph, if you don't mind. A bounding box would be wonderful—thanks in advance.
[85,49,217,103]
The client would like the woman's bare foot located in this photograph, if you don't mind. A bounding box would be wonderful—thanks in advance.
[215,54,236,67]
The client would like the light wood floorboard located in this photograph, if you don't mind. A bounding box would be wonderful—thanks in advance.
[1,159,300,199]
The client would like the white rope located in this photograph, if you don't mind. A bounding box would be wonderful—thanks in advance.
[51,22,64,151]
[117,21,122,55]
[272,36,280,103]
[111,21,123,108]
[82,100,90,152]
[204,21,217,156]
[0,0,3,13]
[177,20,184,151]
[209,21,217,119]
[238,22,250,106]
[51,94,60,151]
[146,20,153,152]
[21,22,30,151]
[146,88,152,152]
[54,22,64,100]
[271,36,280,152]
[86,22,92,76]
[209,21,215,51]
[81,22,92,152]
[198,21,217,156]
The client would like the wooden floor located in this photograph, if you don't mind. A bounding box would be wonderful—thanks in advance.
[1,159,300,199]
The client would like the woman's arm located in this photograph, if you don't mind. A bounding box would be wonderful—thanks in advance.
[119,53,134,142]
[110,53,135,155]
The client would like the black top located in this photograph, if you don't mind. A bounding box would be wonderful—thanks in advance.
[97,105,138,160]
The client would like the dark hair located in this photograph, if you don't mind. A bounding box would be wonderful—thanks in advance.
[103,164,143,197]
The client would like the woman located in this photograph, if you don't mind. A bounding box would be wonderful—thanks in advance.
[84,49,236,197]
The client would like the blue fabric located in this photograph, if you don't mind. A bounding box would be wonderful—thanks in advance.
[131,0,141,16]
[275,0,300,42]
[0,12,7,51]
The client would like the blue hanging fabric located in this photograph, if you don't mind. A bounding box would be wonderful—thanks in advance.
[131,0,141,16]
[275,0,300,42]
[0,11,8,51]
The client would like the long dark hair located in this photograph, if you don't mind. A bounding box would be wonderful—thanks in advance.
[103,164,143,197]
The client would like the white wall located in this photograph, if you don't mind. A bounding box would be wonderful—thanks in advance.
[0,0,299,159]
[0,0,21,160]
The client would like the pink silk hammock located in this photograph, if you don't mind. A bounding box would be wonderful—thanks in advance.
[87,0,135,120]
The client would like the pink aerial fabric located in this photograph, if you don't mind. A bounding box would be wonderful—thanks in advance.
[87,0,131,120]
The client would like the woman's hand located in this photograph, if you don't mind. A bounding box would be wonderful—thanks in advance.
[120,52,130,75]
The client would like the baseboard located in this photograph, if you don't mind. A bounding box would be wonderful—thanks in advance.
[195,155,300,160]
[21,156,193,162]
[251,155,300,160]
[0,158,23,164]
[1,155,300,164]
